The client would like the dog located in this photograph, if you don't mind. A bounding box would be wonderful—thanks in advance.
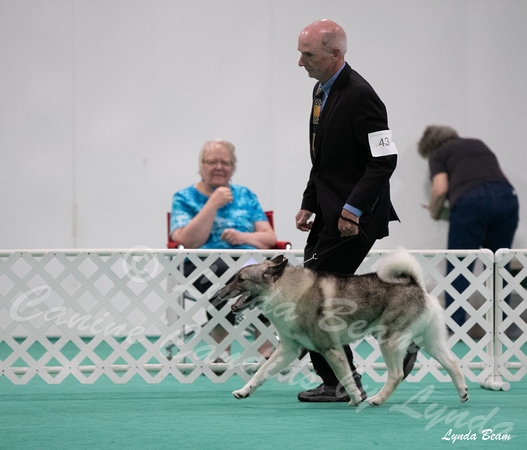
[213,250,469,406]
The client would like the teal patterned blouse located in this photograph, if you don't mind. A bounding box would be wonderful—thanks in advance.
[170,184,268,249]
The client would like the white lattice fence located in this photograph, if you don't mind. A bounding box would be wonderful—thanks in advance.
[0,249,309,385]
[494,249,527,383]
[1,248,525,386]
[0,249,181,384]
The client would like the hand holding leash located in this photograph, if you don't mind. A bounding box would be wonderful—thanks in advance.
[338,209,359,237]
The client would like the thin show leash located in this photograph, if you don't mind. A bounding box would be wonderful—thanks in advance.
[302,215,369,266]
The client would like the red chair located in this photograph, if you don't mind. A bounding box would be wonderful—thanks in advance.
[167,211,291,249]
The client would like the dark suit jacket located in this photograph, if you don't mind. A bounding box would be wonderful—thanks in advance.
[301,63,399,241]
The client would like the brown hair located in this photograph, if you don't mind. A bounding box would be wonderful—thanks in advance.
[418,125,459,159]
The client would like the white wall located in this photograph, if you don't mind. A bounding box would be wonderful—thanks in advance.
[1,0,525,251]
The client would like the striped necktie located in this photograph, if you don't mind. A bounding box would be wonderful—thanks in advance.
[311,86,324,157]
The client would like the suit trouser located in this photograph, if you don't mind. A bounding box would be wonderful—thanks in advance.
[304,215,418,387]
[303,215,375,387]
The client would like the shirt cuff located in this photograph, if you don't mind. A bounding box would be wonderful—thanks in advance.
[343,204,363,218]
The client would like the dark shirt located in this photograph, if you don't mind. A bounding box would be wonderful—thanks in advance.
[429,138,510,207]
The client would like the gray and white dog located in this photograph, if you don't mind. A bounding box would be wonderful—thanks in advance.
[214,250,469,406]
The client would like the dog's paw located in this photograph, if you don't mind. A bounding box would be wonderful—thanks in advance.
[347,394,363,407]
[367,395,385,407]
[232,389,250,399]
[460,390,469,403]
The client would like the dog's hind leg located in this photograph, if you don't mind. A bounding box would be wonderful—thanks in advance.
[420,320,469,403]
[367,338,407,406]
[322,347,365,406]
[232,339,300,400]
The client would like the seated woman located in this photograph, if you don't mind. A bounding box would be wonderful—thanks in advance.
[170,139,276,357]
[170,139,276,249]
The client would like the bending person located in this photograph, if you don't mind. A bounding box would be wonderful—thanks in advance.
[418,125,519,326]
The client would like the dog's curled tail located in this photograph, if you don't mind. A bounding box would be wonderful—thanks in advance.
[376,250,426,290]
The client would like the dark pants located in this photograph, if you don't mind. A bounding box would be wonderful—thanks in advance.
[446,182,519,326]
[304,213,418,386]
[303,213,376,387]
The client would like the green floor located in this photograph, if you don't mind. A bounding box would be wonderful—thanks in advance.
[1,372,525,450]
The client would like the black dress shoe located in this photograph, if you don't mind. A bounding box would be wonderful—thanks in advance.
[297,383,351,402]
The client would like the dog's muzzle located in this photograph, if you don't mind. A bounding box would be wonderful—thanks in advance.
[212,285,254,314]
[231,291,254,314]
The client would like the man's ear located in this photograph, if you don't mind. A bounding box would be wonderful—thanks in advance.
[263,255,288,281]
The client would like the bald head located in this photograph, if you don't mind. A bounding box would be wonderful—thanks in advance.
[302,20,347,56]
[298,20,347,84]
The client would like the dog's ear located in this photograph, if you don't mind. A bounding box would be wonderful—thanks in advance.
[270,255,287,265]
[263,255,288,281]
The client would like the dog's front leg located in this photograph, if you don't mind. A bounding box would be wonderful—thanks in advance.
[322,347,365,406]
[233,339,299,400]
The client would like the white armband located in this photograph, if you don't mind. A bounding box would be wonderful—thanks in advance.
[368,130,398,157]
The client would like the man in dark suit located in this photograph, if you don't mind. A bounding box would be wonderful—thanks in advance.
[295,19,414,402]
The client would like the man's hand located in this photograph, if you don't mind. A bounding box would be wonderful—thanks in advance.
[295,209,314,232]
[338,208,359,237]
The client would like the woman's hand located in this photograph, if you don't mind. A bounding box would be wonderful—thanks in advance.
[210,186,233,209]
[220,228,244,246]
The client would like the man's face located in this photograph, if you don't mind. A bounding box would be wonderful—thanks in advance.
[297,31,334,84]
